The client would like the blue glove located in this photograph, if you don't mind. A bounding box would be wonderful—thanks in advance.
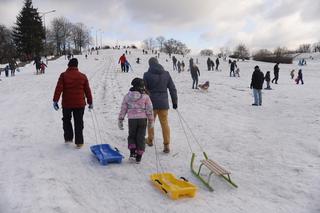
[88,104,93,110]
[53,102,59,111]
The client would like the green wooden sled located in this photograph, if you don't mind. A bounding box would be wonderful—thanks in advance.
[190,152,238,191]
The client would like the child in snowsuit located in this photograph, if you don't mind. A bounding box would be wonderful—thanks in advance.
[290,69,295,79]
[264,71,271,89]
[40,61,47,74]
[118,78,154,163]
[296,69,304,84]
[235,68,240,77]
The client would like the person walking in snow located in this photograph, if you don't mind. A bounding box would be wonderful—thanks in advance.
[215,58,220,71]
[172,56,177,71]
[118,54,126,72]
[9,58,17,76]
[33,56,41,75]
[4,64,9,77]
[295,69,304,84]
[250,65,264,106]
[143,57,178,153]
[290,69,295,79]
[118,78,154,163]
[191,63,200,89]
[181,61,185,72]
[272,63,280,84]
[125,60,131,72]
[40,61,47,74]
[210,60,215,71]
[177,61,181,73]
[230,60,237,77]
[264,71,271,90]
[53,58,93,149]
[207,58,211,71]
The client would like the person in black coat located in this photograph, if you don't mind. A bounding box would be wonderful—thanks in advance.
[190,64,200,89]
[230,60,237,77]
[250,66,264,106]
[272,63,280,84]
[296,69,304,84]
[207,58,211,71]
[215,58,220,71]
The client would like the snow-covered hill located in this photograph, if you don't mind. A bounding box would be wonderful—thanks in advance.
[0,49,319,213]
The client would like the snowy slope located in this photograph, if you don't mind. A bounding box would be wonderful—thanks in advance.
[0,49,319,213]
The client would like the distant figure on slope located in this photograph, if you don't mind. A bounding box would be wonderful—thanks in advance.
[172,56,177,71]
[207,58,211,71]
[181,61,185,71]
[33,55,41,75]
[143,57,178,153]
[118,78,154,164]
[290,69,295,79]
[271,63,280,84]
[4,64,10,77]
[125,60,131,72]
[295,69,304,85]
[191,63,200,89]
[230,60,237,77]
[52,58,93,149]
[9,58,17,76]
[250,65,264,106]
[118,54,127,72]
[136,57,140,64]
[40,61,47,74]
[177,61,181,73]
[235,67,240,77]
[210,59,215,71]
[264,71,271,90]
[215,58,220,71]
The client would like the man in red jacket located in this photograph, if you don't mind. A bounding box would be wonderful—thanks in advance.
[118,54,126,72]
[53,58,93,148]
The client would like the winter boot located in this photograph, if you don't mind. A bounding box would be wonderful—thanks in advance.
[129,149,136,161]
[65,140,73,143]
[76,144,84,149]
[145,138,153,147]
[135,154,142,164]
[163,144,170,153]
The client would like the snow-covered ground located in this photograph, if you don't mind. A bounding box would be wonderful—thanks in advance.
[0,49,319,213]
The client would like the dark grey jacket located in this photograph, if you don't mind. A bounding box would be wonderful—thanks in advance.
[143,63,177,109]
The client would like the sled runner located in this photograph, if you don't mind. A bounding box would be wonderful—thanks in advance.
[150,173,197,200]
[90,144,124,165]
[191,152,237,191]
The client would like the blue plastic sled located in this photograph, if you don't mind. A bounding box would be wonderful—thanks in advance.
[90,144,124,165]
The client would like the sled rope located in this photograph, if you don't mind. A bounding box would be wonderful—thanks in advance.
[176,110,194,153]
[153,137,165,174]
[90,109,103,145]
[176,110,205,153]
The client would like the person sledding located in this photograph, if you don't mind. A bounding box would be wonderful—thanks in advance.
[118,78,154,163]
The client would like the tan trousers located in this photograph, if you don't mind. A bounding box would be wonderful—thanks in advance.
[148,109,170,145]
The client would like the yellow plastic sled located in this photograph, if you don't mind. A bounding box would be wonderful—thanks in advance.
[150,173,197,200]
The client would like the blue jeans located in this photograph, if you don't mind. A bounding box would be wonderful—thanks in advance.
[253,89,262,105]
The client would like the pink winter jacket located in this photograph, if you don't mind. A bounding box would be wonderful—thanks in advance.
[118,91,154,122]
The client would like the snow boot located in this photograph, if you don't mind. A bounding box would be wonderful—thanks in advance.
[135,154,142,164]
[163,144,170,153]
[145,138,153,147]
[76,144,84,149]
[129,149,136,161]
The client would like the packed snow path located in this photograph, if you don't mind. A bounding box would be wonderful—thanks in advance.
[0,50,319,213]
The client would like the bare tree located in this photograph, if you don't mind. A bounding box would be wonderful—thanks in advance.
[297,43,311,53]
[233,43,250,60]
[219,46,231,58]
[142,37,155,50]
[70,23,90,54]
[49,17,72,55]
[0,25,16,63]
[200,49,213,56]
[156,36,165,51]
[163,38,190,55]
[312,42,320,52]
[274,46,288,57]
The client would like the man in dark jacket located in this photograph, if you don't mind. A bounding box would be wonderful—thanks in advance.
[53,58,93,148]
[191,64,200,89]
[230,60,237,77]
[272,63,280,84]
[143,57,178,153]
[215,58,220,71]
[250,65,264,106]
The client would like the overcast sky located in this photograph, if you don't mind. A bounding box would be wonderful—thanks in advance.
[1,0,319,53]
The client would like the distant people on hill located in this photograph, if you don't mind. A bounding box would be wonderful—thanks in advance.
[9,58,17,76]
[181,61,185,71]
[118,78,154,164]
[172,56,177,71]
[143,57,178,153]
[33,55,41,75]
[191,64,200,89]
[264,71,271,90]
[272,63,280,84]
[290,69,295,79]
[4,64,9,77]
[52,58,93,149]
[210,59,215,71]
[118,54,126,72]
[230,60,237,77]
[250,65,264,106]
[207,58,211,71]
[295,69,304,85]
[215,58,220,71]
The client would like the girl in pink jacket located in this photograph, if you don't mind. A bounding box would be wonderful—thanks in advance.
[118,78,154,163]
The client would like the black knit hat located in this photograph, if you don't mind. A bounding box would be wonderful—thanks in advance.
[131,78,145,88]
[68,58,78,67]
[148,57,159,66]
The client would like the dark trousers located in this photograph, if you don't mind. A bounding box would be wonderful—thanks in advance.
[128,118,147,155]
[230,69,235,77]
[192,76,198,89]
[62,108,85,144]
[120,63,125,72]
[272,73,279,84]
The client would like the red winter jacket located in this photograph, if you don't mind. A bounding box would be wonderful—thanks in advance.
[119,55,126,64]
[53,67,93,108]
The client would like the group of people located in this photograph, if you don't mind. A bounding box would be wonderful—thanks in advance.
[1,59,18,77]
[206,57,220,71]
[118,54,132,72]
[33,56,48,75]
[172,56,186,73]
[53,56,177,164]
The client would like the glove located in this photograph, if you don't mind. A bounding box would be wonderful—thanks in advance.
[118,119,124,130]
[148,121,154,129]
[53,102,59,111]
[88,104,93,110]
[173,103,178,109]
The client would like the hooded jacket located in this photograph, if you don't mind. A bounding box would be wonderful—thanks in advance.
[143,58,178,109]
[250,67,265,89]
[118,91,154,121]
[53,67,92,108]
